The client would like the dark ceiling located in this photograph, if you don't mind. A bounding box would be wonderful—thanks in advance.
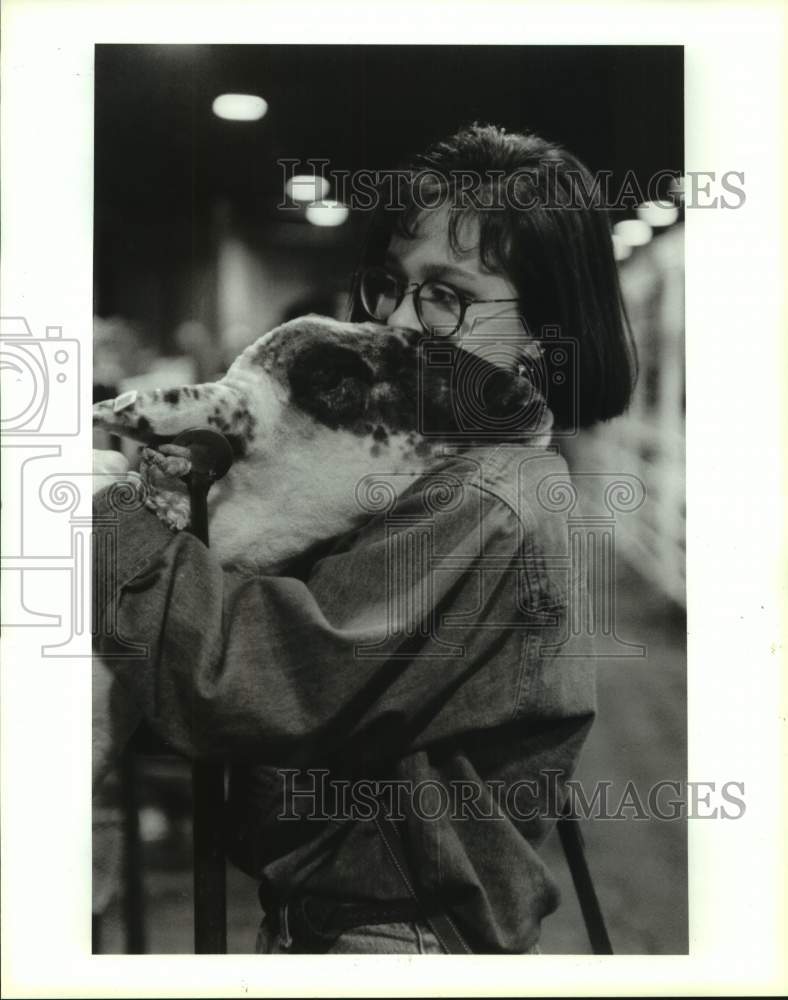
[95,44,683,226]
[93,44,683,333]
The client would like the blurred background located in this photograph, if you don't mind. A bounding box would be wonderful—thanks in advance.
[92,44,686,954]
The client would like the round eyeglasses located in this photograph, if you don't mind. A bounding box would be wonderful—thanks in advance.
[358,265,520,337]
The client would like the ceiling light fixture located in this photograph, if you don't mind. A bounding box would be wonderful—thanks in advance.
[212,94,268,122]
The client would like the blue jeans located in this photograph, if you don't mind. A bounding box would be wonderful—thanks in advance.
[256,914,543,954]
[256,915,446,954]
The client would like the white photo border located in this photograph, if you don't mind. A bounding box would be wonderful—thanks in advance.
[1,0,786,996]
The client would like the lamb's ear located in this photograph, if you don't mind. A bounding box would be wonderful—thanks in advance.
[475,362,544,420]
[92,382,249,445]
[421,348,548,438]
[287,342,374,428]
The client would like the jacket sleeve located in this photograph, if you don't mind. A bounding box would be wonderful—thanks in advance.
[93,477,564,763]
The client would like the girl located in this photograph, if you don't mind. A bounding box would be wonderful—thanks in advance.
[94,123,636,954]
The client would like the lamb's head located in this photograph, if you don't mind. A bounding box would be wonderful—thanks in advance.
[93,314,546,459]
[231,314,546,453]
[93,315,546,569]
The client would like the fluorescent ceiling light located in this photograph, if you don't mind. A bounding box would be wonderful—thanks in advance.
[305,200,350,227]
[286,175,332,203]
[613,219,653,247]
[212,94,268,121]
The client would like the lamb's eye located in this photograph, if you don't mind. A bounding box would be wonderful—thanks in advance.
[312,367,344,391]
[288,343,374,427]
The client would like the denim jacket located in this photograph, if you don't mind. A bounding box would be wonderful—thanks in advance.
[93,441,596,953]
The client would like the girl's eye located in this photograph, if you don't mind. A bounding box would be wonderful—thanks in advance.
[423,282,461,307]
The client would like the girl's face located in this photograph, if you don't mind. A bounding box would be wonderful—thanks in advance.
[383,206,534,371]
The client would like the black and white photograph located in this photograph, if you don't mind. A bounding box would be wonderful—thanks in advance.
[1,1,785,997]
[90,41,687,956]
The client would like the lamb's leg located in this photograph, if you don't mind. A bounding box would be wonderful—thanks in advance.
[139,444,193,531]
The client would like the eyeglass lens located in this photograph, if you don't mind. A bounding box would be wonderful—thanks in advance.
[361,267,463,334]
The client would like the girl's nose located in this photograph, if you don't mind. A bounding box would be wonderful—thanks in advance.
[385,287,422,333]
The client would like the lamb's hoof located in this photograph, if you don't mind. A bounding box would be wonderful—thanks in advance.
[140,446,192,484]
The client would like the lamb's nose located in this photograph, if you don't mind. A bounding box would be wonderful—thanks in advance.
[92,399,121,423]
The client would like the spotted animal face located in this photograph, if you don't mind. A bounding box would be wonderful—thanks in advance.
[93,314,546,460]
[92,374,263,456]
[93,315,548,569]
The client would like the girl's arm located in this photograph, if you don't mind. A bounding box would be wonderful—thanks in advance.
[93,472,587,764]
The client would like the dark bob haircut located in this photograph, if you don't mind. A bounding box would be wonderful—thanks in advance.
[349,123,638,430]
